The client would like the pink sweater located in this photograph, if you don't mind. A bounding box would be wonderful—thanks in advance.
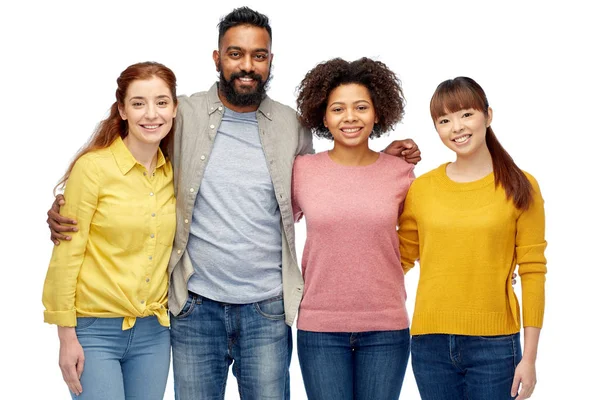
[292,152,414,332]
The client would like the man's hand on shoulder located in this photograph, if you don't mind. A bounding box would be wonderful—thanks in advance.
[47,194,78,245]
[383,139,421,165]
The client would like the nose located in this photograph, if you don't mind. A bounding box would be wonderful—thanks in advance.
[240,55,254,73]
[344,108,357,122]
[145,104,157,119]
[451,118,464,133]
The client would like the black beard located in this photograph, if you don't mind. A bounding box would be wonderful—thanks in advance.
[219,69,271,107]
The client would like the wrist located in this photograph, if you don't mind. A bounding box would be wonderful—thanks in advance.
[57,326,77,342]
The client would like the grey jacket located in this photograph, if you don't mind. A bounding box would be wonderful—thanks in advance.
[167,83,313,326]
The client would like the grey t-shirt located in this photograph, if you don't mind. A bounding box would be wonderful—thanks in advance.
[186,107,283,303]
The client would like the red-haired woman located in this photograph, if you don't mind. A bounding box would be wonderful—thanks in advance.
[42,62,177,400]
[399,77,546,400]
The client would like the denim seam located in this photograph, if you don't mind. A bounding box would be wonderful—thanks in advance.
[122,323,136,360]
[173,293,197,319]
[75,317,99,330]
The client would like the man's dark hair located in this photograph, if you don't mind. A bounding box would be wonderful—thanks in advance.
[218,7,272,46]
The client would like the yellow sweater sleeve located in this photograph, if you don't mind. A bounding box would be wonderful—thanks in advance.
[42,155,100,326]
[516,174,547,328]
[398,184,419,274]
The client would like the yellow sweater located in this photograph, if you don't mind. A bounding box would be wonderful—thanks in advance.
[398,163,546,336]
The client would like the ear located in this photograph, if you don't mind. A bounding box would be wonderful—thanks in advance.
[173,104,178,119]
[323,117,328,128]
[118,104,127,120]
[213,50,220,72]
[486,107,493,127]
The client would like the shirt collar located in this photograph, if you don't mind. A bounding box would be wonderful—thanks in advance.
[110,136,167,175]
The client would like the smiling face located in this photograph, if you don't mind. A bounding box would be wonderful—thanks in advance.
[434,107,492,158]
[118,76,177,148]
[324,83,378,150]
[213,24,273,111]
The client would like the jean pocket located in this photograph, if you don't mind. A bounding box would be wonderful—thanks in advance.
[172,294,199,319]
[75,317,98,331]
[254,295,285,320]
[475,334,515,342]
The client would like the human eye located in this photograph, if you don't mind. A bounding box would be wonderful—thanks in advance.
[157,100,169,107]
[229,51,241,58]
[357,104,369,111]
[254,53,268,60]
[437,118,449,124]
[132,101,145,108]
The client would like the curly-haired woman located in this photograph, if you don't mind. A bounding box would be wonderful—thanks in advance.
[292,57,414,400]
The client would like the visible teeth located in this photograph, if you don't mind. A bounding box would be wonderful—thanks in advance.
[143,125,159,129]
[239,77,254,81]
[454,135,470,143]
[342,128,360,133]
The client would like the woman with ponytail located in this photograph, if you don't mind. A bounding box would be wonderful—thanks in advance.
[399,77,546,400]
[42,62,178,400]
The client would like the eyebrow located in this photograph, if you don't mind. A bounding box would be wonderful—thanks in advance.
[329,100,372,106]
[129,95,172,101]
[225,46,270,53]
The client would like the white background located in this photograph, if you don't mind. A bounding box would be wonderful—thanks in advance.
[2,0,598,398]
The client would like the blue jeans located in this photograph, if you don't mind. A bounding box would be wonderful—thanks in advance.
[411,333,522,400]
[297,329,410,400]
[72,316,170,400]
[170,292,292,400]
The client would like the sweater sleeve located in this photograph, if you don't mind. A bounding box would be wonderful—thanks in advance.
[42,156,100,326]
[398,183,419,274]
[516,174,547,328]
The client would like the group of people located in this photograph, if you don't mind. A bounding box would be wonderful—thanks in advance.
[43,6,547,400]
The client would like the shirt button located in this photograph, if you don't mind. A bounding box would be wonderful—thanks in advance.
[150,234,155,238]
[152,213,156,217]
[150,192,154,196]
[149,256,153,260]
[218,106,223,111]
[141,300,145,304]
[200,155,206,161]
[184,219,189,224]
[210,124,215,129]
[146,278,150,283]
[177,249,182,254]
[190,188,194,193]
[143,172,147,176]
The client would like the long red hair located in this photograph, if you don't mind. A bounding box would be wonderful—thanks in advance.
[430,77,532,210]
[55,61,177,193]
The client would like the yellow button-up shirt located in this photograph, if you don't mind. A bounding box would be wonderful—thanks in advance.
[43,137,175,330]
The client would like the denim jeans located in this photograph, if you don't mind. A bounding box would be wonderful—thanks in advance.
[170,292,292,400]
[71,316,170,400]
[411,333,522,400]
[297,329,410,400]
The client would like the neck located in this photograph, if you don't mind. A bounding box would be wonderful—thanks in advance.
[123,136,159,172]
[449,147,493,181]
[329,143,379,166]
[218,89,260,113]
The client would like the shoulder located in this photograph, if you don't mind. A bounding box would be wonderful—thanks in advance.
[264,97,300,124]
[294,152,326,169]
[379,153,415,172]
[410,163,446,189]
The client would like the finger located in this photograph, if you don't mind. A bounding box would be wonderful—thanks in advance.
[511,376,520,398]
[76,356,85,379]
[51,232,72,242]
[48,210,78,227]
[64,366,82,396]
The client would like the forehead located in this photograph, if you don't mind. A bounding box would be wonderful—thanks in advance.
[328,83,372,104]
[220,25,271,52]
[126,77,171,98]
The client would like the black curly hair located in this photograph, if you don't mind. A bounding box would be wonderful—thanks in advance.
[296,57,405,140]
